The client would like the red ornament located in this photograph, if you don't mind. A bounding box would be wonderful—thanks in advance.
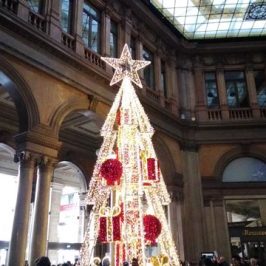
[99,217,107,242]
[143,215,162,244]
[147,158,156,180]
[100,159,123,185]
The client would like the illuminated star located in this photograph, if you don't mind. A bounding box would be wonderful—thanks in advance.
[101,44,150,88]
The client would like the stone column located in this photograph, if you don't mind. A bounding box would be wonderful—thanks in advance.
[168,188,185,262]
[7,152,36,266]
[245,66,260,118]
[181,144,206,265]
[47,182,64,264]
[217,68,229,120]
[204,199,231,261]
[46,0,61,41]
[29,157,56,266]
[73,0,84,56]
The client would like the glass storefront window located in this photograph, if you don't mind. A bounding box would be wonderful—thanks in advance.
[0,173,18,265]
[58,187,80,243]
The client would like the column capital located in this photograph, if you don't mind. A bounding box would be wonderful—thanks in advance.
[14,151,37,165]
[179,141,200,152]
[167,186,183,202]
[37,156,58,170]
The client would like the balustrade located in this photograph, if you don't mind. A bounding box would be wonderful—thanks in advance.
[61,32,75,50]
[0,0,17,13]
[229,108,253,120]
[84,47,105,70]
[260,108,266,118]
[28,11,46,32]
[146,87,160,103]
[208,109,222,121]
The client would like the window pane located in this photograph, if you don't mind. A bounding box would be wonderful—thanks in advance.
[82,12,90,46]
[90,19,100,52]
[110,21,118,57]
[82,2,101,53]
[254,70,266,107]
[142,48,154,89]
[204,72,219,108]
[27,0,42,13]
[60,0,72,33]
[225,71,249,108]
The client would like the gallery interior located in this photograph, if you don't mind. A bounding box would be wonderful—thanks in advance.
[0,0,266,265]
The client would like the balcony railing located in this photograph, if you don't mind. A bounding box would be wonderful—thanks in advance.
[229,108,253,120]
[0,0,17,13]
[28,11,46,32]
[146,87,160,103]
[84,48,105,70]
[62,32,75,50]
[208,109,222,121]
[260,108,266,118]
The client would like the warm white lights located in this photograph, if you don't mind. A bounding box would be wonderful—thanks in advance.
[80,44,180,266]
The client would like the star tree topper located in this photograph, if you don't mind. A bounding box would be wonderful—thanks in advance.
[101,44,150,88]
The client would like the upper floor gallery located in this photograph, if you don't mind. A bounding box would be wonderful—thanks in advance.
[0,0,266,131]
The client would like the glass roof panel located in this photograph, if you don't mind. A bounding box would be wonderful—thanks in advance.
[151,0,266,39]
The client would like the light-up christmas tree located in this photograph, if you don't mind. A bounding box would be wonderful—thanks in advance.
[80,44,180,266]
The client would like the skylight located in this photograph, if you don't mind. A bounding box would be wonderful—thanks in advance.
[150,0,266,39]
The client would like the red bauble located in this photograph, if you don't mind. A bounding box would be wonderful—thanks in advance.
[100,159,123,185]
[143,215,162,244]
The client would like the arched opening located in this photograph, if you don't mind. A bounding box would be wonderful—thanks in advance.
[0,56,39,132]
[0,144,18,265]
[53,110,103,265]
[222,157,266,264]
[47,161,87,265]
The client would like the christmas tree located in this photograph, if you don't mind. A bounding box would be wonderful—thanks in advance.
[80,44,180,266]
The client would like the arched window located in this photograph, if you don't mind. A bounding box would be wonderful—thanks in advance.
[223,157,266,182]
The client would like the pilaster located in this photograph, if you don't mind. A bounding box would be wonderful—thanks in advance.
[17,0,30,21]
[46,0,61,41]
[204,198,231,261]
[194,66,208,121]
[217,68,229,120]
[73,0,85,56]
[245,66,260,118]
[181,144,206,265]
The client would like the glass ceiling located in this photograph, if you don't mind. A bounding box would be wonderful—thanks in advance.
[150,0,266,39]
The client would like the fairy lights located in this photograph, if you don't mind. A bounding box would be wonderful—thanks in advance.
[80,44,180,266]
